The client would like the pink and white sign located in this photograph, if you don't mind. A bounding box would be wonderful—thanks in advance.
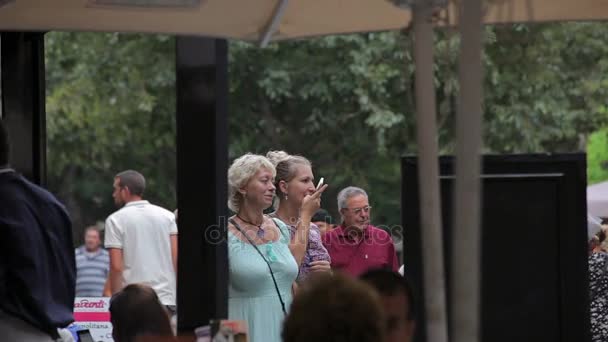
[74,297,114,342]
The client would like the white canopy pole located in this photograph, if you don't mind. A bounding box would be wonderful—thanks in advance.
[452,0,483,341]
[413,1,448,341]
[259,0,290,47]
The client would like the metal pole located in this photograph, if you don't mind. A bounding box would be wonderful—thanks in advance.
[413,1,448,341]
[0,32,46,185]
[176,37,229,333]
[258,0,290,47]
[452,0,483,341]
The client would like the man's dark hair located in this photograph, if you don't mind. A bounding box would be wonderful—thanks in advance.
[0,119,10,167]
[115,170,146,197]
[311,208,333,224]
[109,284,172,342]
[283,273,385,342]
[360,269,417,321]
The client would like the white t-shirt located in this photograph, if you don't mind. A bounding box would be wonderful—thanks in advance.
[105,200,178,305]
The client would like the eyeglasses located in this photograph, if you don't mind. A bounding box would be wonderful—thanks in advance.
[345,205,372,215]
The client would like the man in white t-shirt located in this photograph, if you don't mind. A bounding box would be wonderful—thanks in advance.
[104,170,178,309]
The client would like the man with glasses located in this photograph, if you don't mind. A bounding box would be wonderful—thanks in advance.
[322,186,399,276]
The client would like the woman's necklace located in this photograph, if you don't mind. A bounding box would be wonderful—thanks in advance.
[275,213,299,228]
[237,215,266,239]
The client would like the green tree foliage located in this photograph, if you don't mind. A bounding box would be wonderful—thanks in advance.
[587,129,608,185]
[228,34,415,226]
[44,22,608,239]
[484,24,608,152]
[45,32,176,236]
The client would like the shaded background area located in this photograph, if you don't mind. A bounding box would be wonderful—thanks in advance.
[43,23,608,244]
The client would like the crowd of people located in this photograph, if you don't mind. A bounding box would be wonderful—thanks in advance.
[225,152,403,341]
[0,118,412,342]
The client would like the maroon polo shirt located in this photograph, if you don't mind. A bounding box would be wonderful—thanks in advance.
[322,224,399,277]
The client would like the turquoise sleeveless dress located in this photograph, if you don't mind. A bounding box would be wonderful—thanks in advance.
[228,218,298,342]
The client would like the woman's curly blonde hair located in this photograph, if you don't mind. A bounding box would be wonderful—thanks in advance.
[227,153,276,213]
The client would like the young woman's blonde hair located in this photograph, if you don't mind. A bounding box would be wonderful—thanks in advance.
[227,153,276,213]
[266,150,311,200]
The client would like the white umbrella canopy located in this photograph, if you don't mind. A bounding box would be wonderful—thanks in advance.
[444,0,608,25]
[0,0,409,42]
[2,0,608,42]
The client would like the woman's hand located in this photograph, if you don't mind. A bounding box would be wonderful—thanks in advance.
[290,184,328,267]
[309,260,331,273]
[301,184,328,218]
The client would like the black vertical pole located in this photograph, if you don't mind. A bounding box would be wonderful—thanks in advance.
[175,37,229,334]
[0,32,46,185]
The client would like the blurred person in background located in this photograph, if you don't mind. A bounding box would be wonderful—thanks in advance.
[0,119,76,341]
[282,272,386,342]
[311,208,334,236]
[361,269,416,342]
[75,226,109,297]
[109,283,174,342]
[589,215,608,342]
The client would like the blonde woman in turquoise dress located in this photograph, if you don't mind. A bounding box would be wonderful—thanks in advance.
[227,154,299,342]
